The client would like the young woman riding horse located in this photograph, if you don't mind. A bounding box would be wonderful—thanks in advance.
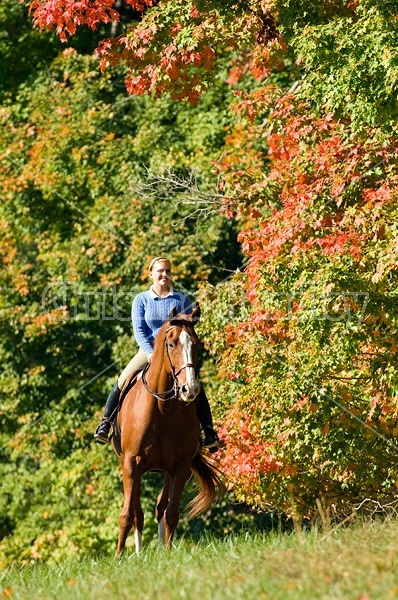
[94,256,219,452]
[109,304,224,553]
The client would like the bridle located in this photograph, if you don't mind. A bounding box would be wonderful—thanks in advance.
[141,325,196,402]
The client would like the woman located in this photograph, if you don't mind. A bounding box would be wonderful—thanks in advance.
[94,256,219,452]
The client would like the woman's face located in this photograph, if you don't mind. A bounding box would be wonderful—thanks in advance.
[150,260,172,287]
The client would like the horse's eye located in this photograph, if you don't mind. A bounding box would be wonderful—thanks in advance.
[168,342,175,349]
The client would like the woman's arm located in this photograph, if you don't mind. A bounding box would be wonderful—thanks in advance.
[131,294,155,355]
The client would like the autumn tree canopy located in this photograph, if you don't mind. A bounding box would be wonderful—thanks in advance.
[1,0,398,564]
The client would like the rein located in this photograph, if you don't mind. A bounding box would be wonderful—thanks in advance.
[141,325,195,403]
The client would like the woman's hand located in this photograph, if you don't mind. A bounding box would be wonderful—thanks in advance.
[147,352,154,363]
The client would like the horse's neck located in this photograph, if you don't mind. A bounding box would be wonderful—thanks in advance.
[146,351,171,393]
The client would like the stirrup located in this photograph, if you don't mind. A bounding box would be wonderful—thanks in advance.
[201,427,219,453]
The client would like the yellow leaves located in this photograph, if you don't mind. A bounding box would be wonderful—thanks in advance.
[55,106,72,116]
[23,123,36,138]
[99,275,112,286]
[71,146,89,161]
[1,175,29,196]
[27,365,46,377]
[23,312,58,339]
[1,586,13,599]
[0,106,12,122]
[371,262,386,284]
[17,412,39,426]
[1,246,16,265]
[14,273,30,297]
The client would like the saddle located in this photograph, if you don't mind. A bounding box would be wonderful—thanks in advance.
[111,369,143,456]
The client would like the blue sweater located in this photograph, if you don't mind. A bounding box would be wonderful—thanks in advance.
[131,288,192,355]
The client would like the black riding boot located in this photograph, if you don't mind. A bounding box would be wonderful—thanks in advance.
[196,387,219,453]
[94,381,121,445]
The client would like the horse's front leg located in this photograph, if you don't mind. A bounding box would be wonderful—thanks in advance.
[116,455,144,557]
[163,462,192,548]
[156,474,171,545]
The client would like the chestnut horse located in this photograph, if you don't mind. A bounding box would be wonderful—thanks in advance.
[113,305,224,555]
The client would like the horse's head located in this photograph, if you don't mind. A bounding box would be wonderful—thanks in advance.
[163,305,201,403]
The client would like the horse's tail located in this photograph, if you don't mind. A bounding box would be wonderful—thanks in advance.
[186,452,226,519]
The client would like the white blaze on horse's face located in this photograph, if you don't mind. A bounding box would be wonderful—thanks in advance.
[178,330,200,402]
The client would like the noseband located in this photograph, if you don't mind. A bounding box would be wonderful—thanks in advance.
[141,325,195,402]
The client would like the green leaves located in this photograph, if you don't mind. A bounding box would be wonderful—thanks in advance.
[284,1,398,129]
[3,0,398,561]
[0,38,241,565]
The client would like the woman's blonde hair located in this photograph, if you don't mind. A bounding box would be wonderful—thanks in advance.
[149,256,171,272]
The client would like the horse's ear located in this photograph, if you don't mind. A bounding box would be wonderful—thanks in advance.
[168,306,178,320]
[191,304,201,323]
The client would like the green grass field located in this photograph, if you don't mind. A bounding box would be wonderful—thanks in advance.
[2,519,398,599]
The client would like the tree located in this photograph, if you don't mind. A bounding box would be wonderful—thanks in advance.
[0,39,240,563]
[198,1,398,518]
[200,93,398,516]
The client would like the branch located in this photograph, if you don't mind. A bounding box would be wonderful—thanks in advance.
[130,167,233,225]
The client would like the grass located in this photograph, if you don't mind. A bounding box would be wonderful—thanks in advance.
[2,519,398,599]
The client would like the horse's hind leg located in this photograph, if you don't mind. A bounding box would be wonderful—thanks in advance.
[156,474,171,545]
[116,456,144,557]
